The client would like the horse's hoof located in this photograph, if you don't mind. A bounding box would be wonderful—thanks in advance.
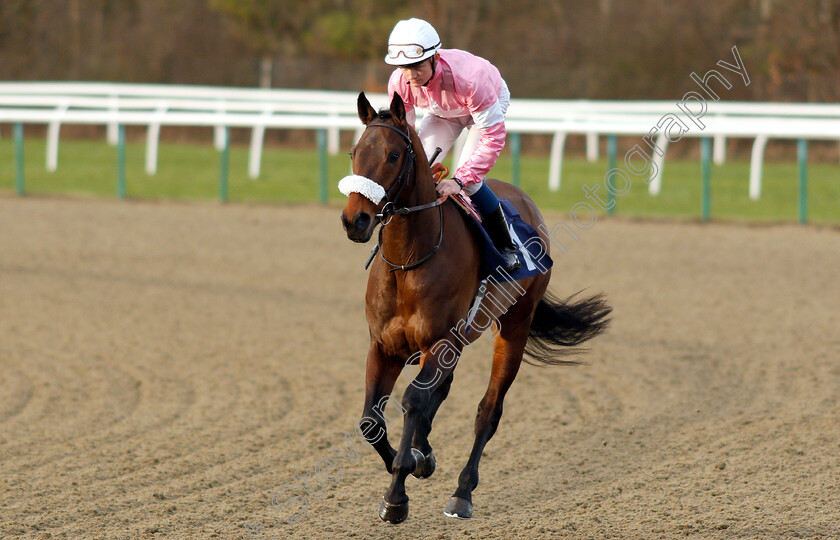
[443,496,473,519]
[411,448,436,479]
[378,497,409,524]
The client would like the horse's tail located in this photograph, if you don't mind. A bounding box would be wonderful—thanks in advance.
[524,290,612,366]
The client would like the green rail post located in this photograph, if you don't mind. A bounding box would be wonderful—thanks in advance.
[797,138,807,224]
[117,124,126,199]
[607,135,617,215]
[14,123,24,196]
[511,132,521,188]
[701,137,711,222]
[220,127,229,203]
[318,129,328,204]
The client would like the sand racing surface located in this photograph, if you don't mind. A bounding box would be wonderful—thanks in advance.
[1,196,839,539]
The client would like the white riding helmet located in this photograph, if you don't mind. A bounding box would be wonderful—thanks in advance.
[384,18,441,66]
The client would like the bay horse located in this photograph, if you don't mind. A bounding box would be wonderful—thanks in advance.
[340,92,611,523]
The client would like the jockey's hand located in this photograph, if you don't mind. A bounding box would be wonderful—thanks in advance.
[436,178,462,197]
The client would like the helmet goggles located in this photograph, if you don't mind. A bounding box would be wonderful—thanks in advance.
[387,42,441,63]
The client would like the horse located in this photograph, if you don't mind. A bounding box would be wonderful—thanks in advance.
[339,91,611,523]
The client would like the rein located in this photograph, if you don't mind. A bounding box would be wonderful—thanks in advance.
[365,122,445,273]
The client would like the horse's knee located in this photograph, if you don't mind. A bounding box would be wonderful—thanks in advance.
[358,416,387,446]
[401,386,431,414]
[438,373,454,399]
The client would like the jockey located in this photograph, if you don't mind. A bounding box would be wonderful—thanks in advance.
[385,18,521,272]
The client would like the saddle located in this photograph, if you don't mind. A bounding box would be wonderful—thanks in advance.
[430,163,552,283]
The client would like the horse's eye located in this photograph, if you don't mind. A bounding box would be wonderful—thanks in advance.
[387,151,400,163]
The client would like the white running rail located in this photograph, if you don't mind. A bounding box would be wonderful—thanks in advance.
[1,82,839,198]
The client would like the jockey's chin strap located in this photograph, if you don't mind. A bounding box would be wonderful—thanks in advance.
[365,122,446,272]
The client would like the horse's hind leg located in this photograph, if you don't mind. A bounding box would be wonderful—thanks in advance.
[410,371,453,479]
[359,343,404,474]
[444,317,529,519]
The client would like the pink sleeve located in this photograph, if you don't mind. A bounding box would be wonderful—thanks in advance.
[454,71,506,184]
[387,70,416,127]
[454,121,506,185]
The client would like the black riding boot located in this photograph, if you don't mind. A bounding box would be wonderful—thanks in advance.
[482,204,521,272]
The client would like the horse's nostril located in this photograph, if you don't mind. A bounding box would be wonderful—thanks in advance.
[341,213,352,230]
[355,213,371,231]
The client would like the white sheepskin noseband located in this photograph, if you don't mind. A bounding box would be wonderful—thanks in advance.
[338,175,386,205]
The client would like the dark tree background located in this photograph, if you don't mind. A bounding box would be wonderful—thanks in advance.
[1,0,838,102]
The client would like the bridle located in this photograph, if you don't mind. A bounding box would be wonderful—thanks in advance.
[363,122,445,272]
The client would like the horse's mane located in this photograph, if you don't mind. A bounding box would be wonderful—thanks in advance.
[376,108,393,120]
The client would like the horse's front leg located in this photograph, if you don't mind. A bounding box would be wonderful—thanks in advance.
[408,371,453,479]
[379,338,461,524]
[359,342,404,473]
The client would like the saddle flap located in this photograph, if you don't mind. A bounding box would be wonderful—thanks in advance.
[449,193,482,223]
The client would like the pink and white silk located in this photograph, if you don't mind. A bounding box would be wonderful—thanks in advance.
[388,49,508,188]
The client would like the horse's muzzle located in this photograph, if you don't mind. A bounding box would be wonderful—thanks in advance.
[341,211,374,243]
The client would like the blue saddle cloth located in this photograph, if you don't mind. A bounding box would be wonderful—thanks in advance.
[467,198,553,282]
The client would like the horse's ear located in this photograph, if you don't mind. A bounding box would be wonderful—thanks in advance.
[357,92,377,125]
[390,92,406,124]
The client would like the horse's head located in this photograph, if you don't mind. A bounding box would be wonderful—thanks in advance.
[340,92,414,243]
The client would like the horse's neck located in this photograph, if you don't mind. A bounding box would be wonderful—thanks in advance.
[381,141,441,260]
